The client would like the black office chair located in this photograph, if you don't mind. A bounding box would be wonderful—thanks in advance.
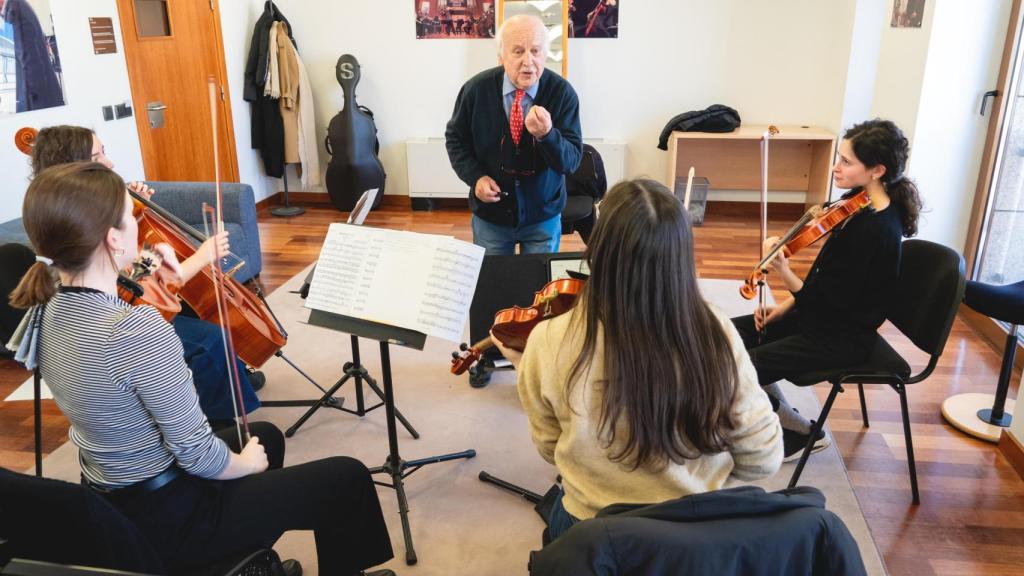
[561,144,607,244]
[786,239,966,504]
[941,279,1023,441]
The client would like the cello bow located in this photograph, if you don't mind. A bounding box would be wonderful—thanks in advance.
[204,74,250,445]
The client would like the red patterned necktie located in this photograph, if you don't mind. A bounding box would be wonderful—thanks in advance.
[510,89,525,147]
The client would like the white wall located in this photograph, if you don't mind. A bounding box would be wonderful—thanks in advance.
[839,0,887,131]
[260,0,860,200]
[909,0,1010,249]
[870,0,936,138]
[0,0,142,223]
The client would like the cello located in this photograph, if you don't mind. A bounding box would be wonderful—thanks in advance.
[450,277,585,375]
[14,126,287,367]
[325,54,386,212]
[14,127,182,322]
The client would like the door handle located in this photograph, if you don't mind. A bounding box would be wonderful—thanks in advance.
[980,90,999,116]
[146,101,166,128]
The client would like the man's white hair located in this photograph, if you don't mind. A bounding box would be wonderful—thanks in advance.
[496,14,549,56]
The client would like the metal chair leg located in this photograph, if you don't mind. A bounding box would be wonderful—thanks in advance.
[858,383,869,428]
[897,383,920,504]
[789,381,842,488]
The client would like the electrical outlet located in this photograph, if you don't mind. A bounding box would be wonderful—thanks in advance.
[102,105,114,121]
[114,102,133,119]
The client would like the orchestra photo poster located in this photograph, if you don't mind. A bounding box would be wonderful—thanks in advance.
[890,0,925,28]
[570,0,619,39]
[415,0,496,39]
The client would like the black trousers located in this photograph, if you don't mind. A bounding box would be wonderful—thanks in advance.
[732,311,875,388]
[101,422,393,575]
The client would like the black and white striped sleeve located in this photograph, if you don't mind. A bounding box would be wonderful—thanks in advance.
[106,306,231,478]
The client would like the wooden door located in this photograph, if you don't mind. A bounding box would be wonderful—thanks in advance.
[117,0,238,182]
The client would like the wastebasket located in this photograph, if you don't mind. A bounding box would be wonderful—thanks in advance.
[674,175,709,226]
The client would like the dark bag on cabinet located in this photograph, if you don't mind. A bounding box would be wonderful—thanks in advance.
[657,104,741,150]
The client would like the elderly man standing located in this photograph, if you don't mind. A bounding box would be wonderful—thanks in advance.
[446,14,582,255]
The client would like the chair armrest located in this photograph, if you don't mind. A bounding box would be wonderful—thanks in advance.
[146,181,262,280]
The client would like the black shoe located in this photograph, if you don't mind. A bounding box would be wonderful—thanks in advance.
[782,422,831,463]
[247,367,266,391]
[281,559,302,576]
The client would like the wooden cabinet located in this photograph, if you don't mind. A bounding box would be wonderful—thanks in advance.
[665,125,836,209]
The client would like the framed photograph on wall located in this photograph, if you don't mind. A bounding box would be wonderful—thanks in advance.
[891,0,925,28]
[570,0,618,38]
[415,0,496,39]
[0,0,66,114]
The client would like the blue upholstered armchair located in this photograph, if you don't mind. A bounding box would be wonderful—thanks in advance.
[0,181,263,283]
[147,181,263,283]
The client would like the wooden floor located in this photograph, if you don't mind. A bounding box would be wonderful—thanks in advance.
[2,200,1022,575]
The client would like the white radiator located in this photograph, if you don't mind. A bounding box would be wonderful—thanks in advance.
[406,138,626,199]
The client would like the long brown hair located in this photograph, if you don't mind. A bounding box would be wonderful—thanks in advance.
[9,163,127,309]
[844,119,922,237]
[31,125,94,176]
[566,179,739,470]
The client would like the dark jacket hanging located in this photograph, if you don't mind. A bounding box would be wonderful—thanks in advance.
[243,1,295,178]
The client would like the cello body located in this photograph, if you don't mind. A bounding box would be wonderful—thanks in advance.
[134,206,286,367]
[325,54,386,212]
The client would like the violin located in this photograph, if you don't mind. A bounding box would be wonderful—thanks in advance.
[451,277,585,375]
[740,189,872,299]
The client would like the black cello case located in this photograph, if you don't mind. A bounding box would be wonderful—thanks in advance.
[325,54,386,212]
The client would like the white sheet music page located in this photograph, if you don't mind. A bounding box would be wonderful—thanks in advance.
[305,223,484,342]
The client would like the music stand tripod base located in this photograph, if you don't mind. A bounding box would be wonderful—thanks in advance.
[307,310,476,565]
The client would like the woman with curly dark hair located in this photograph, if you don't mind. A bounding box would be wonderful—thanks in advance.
[732,118,924,462]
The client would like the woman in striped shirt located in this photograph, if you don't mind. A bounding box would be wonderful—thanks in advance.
[9,162,394,576]
[28,124,262,426]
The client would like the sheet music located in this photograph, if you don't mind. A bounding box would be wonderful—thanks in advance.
[305,224,484,342]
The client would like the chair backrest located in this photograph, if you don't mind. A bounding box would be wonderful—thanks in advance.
[889,239,966,356]
[1,243,37,345]
[565,144,607,201]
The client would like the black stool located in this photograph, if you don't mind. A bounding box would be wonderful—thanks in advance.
[941,279,1024,442]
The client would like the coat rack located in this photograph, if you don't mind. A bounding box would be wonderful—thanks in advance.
[266,0,304,217]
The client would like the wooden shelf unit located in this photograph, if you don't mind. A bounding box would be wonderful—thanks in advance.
[665,124,837,209]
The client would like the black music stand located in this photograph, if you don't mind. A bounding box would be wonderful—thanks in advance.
[305,308,476,566]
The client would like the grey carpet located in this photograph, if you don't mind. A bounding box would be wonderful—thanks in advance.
[39,273,886,575]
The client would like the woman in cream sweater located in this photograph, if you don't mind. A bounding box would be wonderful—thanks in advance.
[493,178,783,541]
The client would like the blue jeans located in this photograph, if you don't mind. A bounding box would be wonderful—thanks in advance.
[545,487,580,542]
[471,214,561,256]
[172,315,260,421]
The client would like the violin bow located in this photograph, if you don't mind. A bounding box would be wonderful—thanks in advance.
[757,125,779,342]
[204,75,250,446]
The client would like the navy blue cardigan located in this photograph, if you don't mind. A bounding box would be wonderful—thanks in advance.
[446,67,582,227]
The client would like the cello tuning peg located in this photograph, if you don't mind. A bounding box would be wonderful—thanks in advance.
[451,351,460,359]
[459,342,469,351]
